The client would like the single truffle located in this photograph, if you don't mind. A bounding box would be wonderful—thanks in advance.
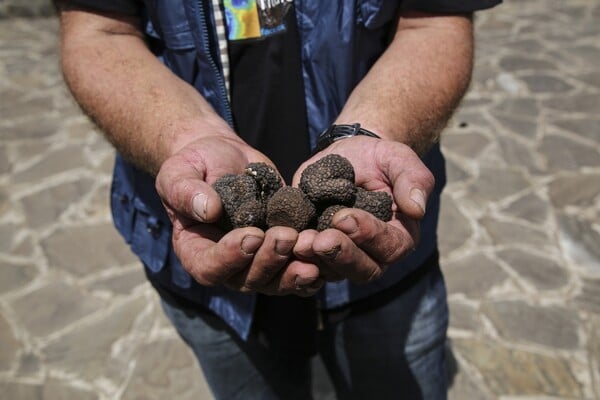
[245,162,283,200]
[213,174,262,229]
[299,154,356,206]
[266,187,316,231]
[317,205,347,231]
[231,199,266,229]
[353,187,393,222]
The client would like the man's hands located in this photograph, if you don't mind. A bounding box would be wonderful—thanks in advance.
[155,136,323,296]
[156,134,432,294]
[292,136,434,284]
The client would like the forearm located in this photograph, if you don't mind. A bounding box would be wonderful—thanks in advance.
[336,11,474,156]
[57,6,240,175]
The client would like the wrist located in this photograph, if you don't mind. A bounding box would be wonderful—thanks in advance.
[314,123,382,154]
[167,116,241,158]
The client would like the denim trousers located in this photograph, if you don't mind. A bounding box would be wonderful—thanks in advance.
[160,263,449,400]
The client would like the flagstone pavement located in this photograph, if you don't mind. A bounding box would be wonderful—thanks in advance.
[1,1,599,399]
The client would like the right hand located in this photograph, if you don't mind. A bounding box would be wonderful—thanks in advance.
[155,135,323,296]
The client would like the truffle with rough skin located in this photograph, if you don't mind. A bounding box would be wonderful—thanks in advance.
[213,174,262,229]
[317,204,347,231]
[266,187,316,231]
[244,162,283,200]
[299,154,356,206]
[231,199,266,229]
[353,187,393,222]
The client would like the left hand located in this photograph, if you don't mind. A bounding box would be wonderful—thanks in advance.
[291,136,435,283]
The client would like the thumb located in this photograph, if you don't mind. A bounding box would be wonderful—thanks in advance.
[379,143,435,219]
[155,156,223,223]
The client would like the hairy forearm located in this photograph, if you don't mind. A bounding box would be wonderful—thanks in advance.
[57,6,239,175]
[336,11,474,155]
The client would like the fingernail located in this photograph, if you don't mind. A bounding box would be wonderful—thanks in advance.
[192,193,208,220]
[410,188,426,214]
[275,240,295,256]
[335,215,358,234]
[241,235,262,255]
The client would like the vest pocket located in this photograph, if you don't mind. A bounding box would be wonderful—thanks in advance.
[130,198,170,273]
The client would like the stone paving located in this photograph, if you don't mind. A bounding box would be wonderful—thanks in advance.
[0,0,599,399]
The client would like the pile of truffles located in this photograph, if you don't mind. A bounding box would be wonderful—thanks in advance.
[213,154,393,232]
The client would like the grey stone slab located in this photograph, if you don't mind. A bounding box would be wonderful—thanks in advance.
[441,132,491,158]
[557,213,600,273]
[0,187,9,217]
[507,39,545,54]
[499,55,555,72]
[444,157,470,183]
[438,196,474,257]
[40,223,137,277]
[88,267,146,296]
[448,368,492,400]
[4,115,60,143]
[20,178,95,229]
[574,278,600,315]
[497,248,569,291]
[491,111,538,140]
[10,281,107,338]
[481,217,551,249]
[0,0,55,18]
[43,297,145,382]
[575,71,600,89]
[548,173,600,209]
[539,134,600,172]
[520,74,574,94]
[492,97,539,119]
[451,108,492,129]
[467,167,531,205]
[10,233,36,258]
[543,93,600,115]
[17,351,42,376]
[443,253,509,298]
[590,317,600,399]
[0,381,98,400]
[0,312,18,371]
[13,141,53,164]
[0,95,54,120]
[471,64,498,87]
[457,96,494,109]
[121,338,212,400]
[0,222,23,253]
[565,45,600,67]
[551,118,600,143]
[454,339,582,397]
[499,192,549,225]
[82,182,111,217]
[0,146,10,175]
[448,301,481,332]
[0,260,38,295]
[482,300,580,349]
[10,145,87,184]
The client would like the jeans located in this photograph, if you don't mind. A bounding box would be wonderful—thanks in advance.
[160,263,448,400]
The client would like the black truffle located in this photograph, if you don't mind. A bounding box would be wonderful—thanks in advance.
[245,162,283,200]
[299,154,356,206]
[353,187,393,222]
[213,174,263,229]
[231,199,266,229]
[317,204,347,231]
[266,187,316,232]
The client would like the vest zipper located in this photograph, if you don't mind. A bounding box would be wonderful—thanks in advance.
[197,0,234,126]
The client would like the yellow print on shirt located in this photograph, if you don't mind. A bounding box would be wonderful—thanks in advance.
[224,0,293,41]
